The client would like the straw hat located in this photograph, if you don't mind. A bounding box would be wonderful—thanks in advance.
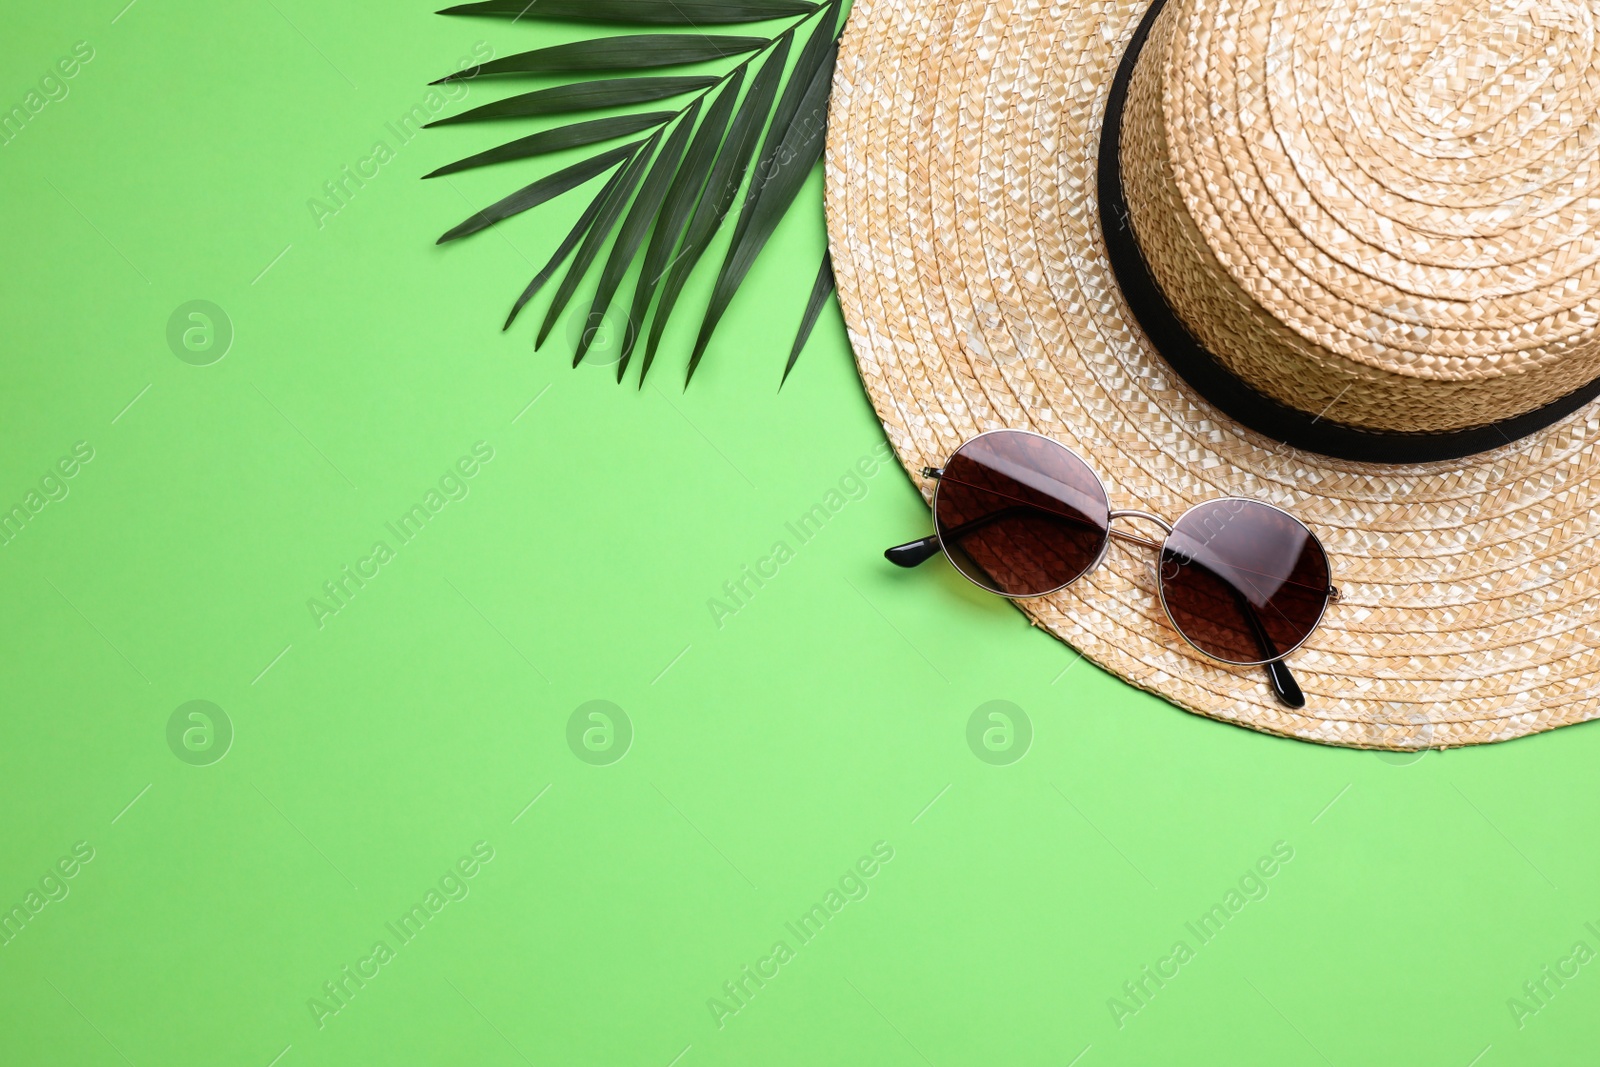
[824,0,1600,748]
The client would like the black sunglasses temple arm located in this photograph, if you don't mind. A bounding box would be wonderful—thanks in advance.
[1261,658,1305,709]
[884,502,1108,569]
[1234,590,1304,709]
[884,534,944,568]
[884,467,947,567]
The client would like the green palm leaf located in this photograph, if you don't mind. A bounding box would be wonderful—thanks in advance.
[616,69,746,382]
[572,100,703,367]
[505,165,633,329]
[685,30,838,381]
[639,34,792,381]
[782,250,834,386]
[438,0,819,23]
[436,141,639,243]
[430,1,851,385]
[747,1,839,187]
[426,76,717,126]
[425,113,672,178]
[434,35,768,82]
[536,129,664,348]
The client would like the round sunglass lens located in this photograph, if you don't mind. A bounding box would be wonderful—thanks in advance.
[1159,499,1331,664]
[933,431,1111,597]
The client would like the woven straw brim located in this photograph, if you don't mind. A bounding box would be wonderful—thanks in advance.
[824,0,1600,749]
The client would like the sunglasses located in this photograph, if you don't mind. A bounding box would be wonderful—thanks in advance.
[883,429,1340,708]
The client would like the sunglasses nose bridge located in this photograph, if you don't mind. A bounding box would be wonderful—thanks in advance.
[1106,509,1172,553]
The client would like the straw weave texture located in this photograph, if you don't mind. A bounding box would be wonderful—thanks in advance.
[823,0,1600,748]
[1121,0,1600,432]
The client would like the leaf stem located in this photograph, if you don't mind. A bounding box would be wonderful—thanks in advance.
[594,5,830,190]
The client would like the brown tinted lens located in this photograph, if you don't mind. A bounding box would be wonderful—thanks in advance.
[1159,500,1331,664]
[934,431,1110,597]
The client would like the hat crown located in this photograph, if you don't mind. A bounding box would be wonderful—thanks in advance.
[1407,0,1585,127]
[1119,0,1600,433]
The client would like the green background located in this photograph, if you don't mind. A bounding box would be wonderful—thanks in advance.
[4,2,1599,1064]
